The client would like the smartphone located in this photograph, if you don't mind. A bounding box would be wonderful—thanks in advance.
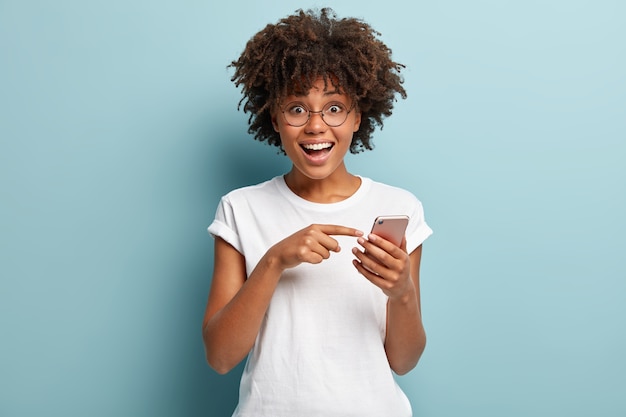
[370,215,409,247]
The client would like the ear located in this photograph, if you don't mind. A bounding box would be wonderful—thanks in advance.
[352,110,362,133]
[271,111,280,132]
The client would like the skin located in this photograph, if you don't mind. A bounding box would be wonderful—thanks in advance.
[202,78,426,375]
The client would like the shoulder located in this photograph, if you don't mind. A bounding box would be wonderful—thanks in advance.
[210,177,285,243]
[364,177,421,204]
[362,178,433,250]
[360,177,427,222]
[220,176,283,204]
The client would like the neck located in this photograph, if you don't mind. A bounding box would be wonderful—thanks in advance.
[284,165,361,204]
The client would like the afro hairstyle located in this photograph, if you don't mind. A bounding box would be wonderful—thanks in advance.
[229,7,407,153]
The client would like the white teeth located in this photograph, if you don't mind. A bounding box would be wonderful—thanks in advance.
[302,142,332,151]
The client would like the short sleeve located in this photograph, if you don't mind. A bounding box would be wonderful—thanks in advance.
[405,198,433,254]
[207,196,243,254]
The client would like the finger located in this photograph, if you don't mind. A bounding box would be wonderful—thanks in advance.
[356,236,392,267]
[352,246,385,276]
[294,239,331,264]
[312,231,342,253]
[366,233,406,260]
[316,224,364,238]
[304,249,328,264]
[399,236,407,252]
[352,259,389,289]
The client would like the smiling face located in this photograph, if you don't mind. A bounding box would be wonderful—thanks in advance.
[271,78,361,183]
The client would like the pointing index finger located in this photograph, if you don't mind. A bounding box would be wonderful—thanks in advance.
[317,224,364,237]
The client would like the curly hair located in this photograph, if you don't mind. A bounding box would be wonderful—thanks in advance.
[229,8,407,153]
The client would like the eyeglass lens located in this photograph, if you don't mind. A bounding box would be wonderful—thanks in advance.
[282,102,349,127]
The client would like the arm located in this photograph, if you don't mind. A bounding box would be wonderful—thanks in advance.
[202,225,363,374]
[201,237,283,374]
[352,236,426,375]
[384,245,426,375]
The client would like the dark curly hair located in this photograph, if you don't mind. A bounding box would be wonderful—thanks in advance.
[229,8,407,153]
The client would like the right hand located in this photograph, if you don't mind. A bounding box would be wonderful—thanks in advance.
[267,224,363,271]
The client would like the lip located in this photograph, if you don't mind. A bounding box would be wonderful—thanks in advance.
[299,141,335,165]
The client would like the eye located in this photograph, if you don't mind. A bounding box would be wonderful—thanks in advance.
[285,103,307,115]
[325,103,346,114]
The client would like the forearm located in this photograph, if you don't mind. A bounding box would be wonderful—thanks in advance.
[203,224,361,374]
[203,255,282,374]
[384,285,426,375]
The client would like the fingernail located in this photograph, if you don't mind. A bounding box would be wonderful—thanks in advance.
[357,237,365,245]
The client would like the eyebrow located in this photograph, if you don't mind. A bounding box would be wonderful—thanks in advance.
[291,88,344,97]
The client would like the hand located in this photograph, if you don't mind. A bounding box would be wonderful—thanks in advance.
[268,224,364,271]
[352,233,414,300]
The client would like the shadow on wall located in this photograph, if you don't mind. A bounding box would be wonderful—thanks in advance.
[213,127,290,192]
[186,125,289,416]
[180,254,246,416]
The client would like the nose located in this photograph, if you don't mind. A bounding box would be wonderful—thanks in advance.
[305,110,327,133]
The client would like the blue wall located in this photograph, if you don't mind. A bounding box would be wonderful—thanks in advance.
[1,1,624,416]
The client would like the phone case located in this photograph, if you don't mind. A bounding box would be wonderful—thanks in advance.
[370,215,409,246]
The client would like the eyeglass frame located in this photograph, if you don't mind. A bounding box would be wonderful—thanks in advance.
[279,101,357,127]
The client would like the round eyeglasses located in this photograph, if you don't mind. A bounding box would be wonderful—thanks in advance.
[280,101,354,127]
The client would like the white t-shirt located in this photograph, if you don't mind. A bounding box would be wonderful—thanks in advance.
[208,176,433,417]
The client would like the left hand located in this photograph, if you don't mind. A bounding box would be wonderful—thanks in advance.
[352,233,414,300]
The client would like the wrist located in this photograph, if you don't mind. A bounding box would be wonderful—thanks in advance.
[260,250,286,276]
[388,282,417,305]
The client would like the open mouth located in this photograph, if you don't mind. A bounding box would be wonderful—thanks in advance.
[301,142,334,156]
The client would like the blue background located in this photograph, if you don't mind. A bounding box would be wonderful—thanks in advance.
[1,1,624,416]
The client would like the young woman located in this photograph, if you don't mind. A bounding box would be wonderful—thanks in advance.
[202,8,433,416]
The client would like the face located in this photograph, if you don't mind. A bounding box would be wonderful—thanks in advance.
[271,78,361,182]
